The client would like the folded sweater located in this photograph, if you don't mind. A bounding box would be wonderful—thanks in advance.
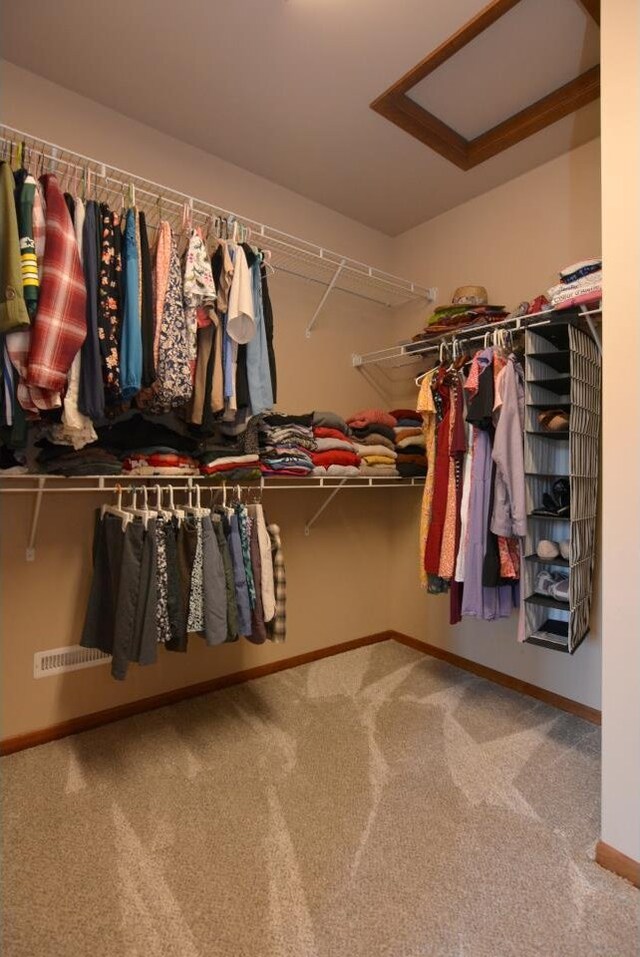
[359,464,399,477]
[315,437,356,452]
[396,434,425,449]
[347,409,397,430]
[313,426,352,443]
[310,450,360,468]
[354,443,397,459]
[362,454,397,466]
[350,423,396,443]
[312,411,350,433]
[312,465,360,476]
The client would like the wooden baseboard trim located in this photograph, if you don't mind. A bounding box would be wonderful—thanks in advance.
[390,631,601,725]
[0,631,394,756]
[595,841,640,888]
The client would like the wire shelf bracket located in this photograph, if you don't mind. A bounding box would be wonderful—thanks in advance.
[1,475,423,558]
[303,478,348,535]
[305,259,346,338]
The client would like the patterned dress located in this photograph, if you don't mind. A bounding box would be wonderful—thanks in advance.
[149,233,193,412]
[97,206,122,403]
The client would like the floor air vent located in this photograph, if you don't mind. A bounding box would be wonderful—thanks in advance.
[33,645,111,678]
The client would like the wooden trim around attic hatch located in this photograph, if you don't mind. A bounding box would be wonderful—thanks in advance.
[0,629,600,756]
[370,0,601,170]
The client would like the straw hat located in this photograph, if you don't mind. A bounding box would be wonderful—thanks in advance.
[451,285,488,306]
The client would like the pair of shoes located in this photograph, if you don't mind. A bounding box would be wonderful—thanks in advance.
[538,409,570,432]
[533,478,570,517]
[537,539,570,561]
[534,569,570,603]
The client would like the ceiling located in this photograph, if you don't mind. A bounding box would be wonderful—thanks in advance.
[1,0,600,235]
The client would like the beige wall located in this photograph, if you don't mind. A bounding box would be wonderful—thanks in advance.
[0,62,604,739]
[0,62,406,739]
[387,140,603,710]
[600,0,640,863]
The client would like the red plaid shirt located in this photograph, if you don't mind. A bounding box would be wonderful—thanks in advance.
[27,174,86,400]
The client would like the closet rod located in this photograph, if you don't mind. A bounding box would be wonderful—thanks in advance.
[0,125,435,309]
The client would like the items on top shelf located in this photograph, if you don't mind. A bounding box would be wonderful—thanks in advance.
[546,259,602,309]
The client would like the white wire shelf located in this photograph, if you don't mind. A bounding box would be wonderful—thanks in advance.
[0,474,424,558]
[0,126,436,327]
[0,474,423,491]
[352,305,602,368]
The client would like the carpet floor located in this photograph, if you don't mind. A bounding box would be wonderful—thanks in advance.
[2,640,638,957]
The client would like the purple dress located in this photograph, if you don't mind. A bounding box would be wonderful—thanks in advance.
[460,350,518,621]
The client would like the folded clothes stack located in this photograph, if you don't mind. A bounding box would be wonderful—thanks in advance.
[311,421,360,476]
[406,304,508,350]
[122,452,200,476]
[198,452,261,482]
[259,412,316,476]
[35,441,123,475]
[347,409,399,477]
[390,409,427,477]
[96,412,202,475]
[547,259,602,309]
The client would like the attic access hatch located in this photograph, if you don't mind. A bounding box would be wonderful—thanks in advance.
[371,0,600,170]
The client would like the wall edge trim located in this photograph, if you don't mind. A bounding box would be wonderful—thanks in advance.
[390,631,602,724]
[1,628,602,756]
[0,631,394,756]
[595,841,640,888]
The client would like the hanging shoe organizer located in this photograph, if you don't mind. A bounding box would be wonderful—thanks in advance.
[523,318,601,653]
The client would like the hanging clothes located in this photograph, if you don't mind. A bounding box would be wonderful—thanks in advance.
[138,211,156,389]
[120,207,142,399]
[52,197,98,450]
[149,231,193,412]
[77,199,105,422]
[245,245,274,416]
[27,173,87,403]
[0,162,30,334]
[97,205,123,404]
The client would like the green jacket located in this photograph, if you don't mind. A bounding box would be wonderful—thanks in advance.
[0,161,30,333]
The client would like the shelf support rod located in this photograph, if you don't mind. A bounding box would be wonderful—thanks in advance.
[304,478,348,535]
[25,476,46,561]
[580,304,602,358]
[355,364,391,404]
[305,259,346,338]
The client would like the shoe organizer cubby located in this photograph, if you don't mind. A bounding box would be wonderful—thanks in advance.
[523,319,600,654]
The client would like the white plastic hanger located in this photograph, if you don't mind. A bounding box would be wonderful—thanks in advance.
[101,486,133,531]
[167,485,185,523]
